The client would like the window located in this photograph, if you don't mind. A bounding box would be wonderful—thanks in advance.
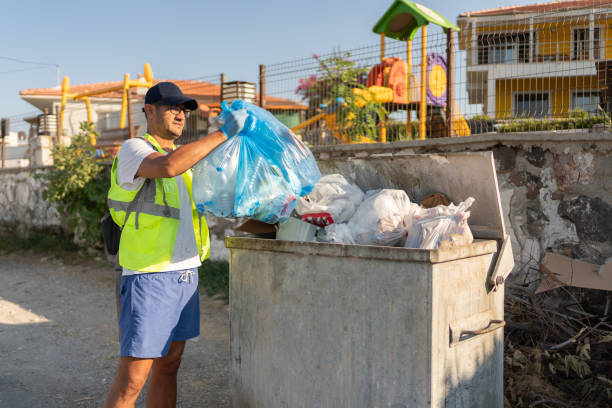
[514,93,549,117]
[572,27,601,60]
[571,91,601,114]
[96,111,120,131]
[490,44,517,64]
[478,33,530,64]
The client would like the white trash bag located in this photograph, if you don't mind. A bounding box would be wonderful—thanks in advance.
[346,189,415,246]
[320,222,356,245]
[405,197,475,250]
[296,174,364,227]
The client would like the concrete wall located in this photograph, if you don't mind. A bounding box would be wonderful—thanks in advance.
[1,129,610,271]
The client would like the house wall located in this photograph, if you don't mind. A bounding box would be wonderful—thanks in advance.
[60,100,147,138]
[463,13,611,117]
[0,130,610,275]
[470,17,611,61]
[494,76,600,118]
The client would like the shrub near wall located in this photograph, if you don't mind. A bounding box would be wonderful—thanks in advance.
[498,110,611,133]
[37,122,108,248]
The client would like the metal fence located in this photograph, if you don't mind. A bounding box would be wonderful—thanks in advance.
[175,74,221,145]
[6,1,611,152]
[260,0,612,144]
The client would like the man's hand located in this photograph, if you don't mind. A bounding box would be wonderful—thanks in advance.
[220,109,250,138]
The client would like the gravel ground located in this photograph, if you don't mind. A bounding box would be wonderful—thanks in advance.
[0,250,230,407]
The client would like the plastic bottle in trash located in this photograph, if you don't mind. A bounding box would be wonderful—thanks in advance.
[192,159,216,213]
[235,156,265,217]
[216,191,234,217]
[207,162,237,216]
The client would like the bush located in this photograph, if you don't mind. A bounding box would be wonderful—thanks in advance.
[296,52,387,141]
[0,227,79,254]
[470,114,493,121]
[497,110,611,133]
[198,259,229,299]
[36,122,108,249]
[386,121,419,141]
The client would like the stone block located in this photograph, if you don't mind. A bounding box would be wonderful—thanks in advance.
[553,152,596,191]
[558,195,612,243]
[492,145,516,173]
[526,205,548,237]
[525,146,546,167]
[538,168,579,250]
[509,171,543,200]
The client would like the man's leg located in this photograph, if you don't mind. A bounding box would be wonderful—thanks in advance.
[146,340,186,408]
[103,356,154,408]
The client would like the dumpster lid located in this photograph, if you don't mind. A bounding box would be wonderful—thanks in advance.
[316,151,506,240]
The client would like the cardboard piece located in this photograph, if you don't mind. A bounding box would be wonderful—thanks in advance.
[236,219,278,236]
[420,193,450,209]
[536,252,612,293]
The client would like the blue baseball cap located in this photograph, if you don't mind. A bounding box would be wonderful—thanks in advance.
[144,82,198,110]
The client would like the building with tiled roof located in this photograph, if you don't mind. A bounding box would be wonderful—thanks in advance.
[20,78,306,144]
[456,0,611,119]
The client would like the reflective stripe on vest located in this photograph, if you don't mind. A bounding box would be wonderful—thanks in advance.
[107,133,210,272]
[107,199,180,220]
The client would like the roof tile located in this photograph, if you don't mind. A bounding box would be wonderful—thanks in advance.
[20,79,306,110]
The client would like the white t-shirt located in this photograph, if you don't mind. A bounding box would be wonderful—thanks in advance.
[116,138,201,275]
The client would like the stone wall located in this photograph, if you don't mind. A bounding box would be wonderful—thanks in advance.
[0,165,237,261]
[0,167,62,235]
[1,129,611,270]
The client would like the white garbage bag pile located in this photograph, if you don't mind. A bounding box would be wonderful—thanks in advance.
[295,174,475,249]
[295,174,364,226]
[345,189,417,246]
[404,197,475,250]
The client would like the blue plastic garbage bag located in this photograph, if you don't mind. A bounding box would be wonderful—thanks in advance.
[193,100,321,224]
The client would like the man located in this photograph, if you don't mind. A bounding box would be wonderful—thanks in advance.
[103,82,248,407]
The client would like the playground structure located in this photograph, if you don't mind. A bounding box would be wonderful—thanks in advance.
[58,64,154,145]
[291,0,470,142]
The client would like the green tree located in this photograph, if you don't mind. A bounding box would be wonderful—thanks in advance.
[297,52,387,141]
[37,122,108,248]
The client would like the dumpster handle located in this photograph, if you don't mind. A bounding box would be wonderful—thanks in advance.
[450,320,506,347]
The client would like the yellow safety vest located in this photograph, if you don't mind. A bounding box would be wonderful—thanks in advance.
[107,134,210,272]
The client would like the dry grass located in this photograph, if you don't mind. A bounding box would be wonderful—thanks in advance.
[504,281,612,408]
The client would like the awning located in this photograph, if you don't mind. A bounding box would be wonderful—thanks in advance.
[372,0,460,41]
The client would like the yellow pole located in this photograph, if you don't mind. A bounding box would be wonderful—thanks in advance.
[406,39,412,139]
[291,112,327,132]
[419,25,427,140]
[59,76,69,142]
[84,97,92,124]
[379,33,387,143]
[83,97,96,145]
[143,63,153,84]
[119,73,130,128]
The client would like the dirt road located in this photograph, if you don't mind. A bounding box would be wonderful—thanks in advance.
[0,250,230,407]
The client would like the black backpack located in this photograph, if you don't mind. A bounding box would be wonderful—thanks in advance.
[101,211,122,256]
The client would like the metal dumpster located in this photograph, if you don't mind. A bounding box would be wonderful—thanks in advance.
[226,151,514,408]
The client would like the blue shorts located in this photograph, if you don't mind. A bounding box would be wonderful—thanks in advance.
[119,268,200,358]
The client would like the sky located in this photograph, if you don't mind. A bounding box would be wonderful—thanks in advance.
[0,0,537,130]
